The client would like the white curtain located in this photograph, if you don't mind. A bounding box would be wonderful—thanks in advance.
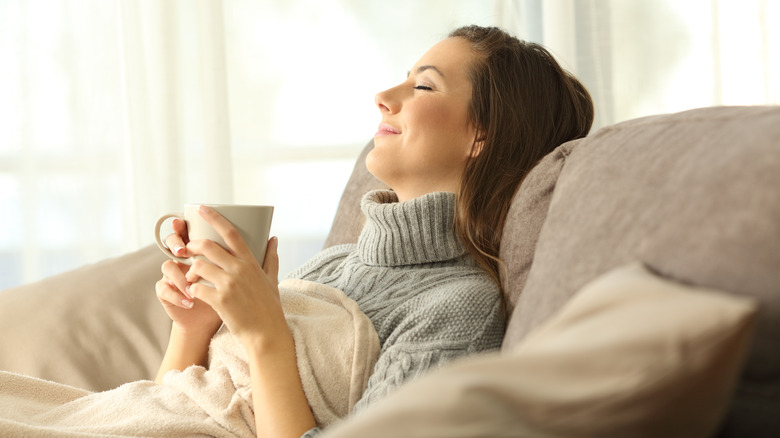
[503,0,780,130]
[117,0,235,251]
[1,0,778,290]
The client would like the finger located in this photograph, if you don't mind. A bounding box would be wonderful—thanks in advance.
[196,206,253,259]
[156,278,194,309]
[164,232,188,257]
[185,257,227,287]
[172,218,189,243]
[186,239,236,270]
[187,281,218,309]
[161,260,192,298]
[263,236,279,284]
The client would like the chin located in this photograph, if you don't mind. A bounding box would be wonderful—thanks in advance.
[364,147,384,181]
[365,147,394,189]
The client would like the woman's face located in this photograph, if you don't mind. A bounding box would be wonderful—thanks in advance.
[367,37,479,201]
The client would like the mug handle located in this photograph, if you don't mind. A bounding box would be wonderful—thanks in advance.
[153,213,192,265]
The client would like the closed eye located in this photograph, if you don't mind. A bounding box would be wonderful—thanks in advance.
[414,85,433,91]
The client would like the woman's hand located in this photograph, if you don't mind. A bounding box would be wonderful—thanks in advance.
[184,205,291,353]
[155,217,222,339]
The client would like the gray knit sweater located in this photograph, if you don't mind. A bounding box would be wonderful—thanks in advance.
[294,190,505,437]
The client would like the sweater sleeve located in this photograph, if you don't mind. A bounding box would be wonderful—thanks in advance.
[352,345,472,413]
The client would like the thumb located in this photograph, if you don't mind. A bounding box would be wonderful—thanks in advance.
[262,236,279,284]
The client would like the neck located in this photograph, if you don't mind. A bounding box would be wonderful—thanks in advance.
[394,188,457,203]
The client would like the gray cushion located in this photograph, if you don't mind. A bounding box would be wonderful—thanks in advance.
[499,139,577,315]
[504,106,780,436]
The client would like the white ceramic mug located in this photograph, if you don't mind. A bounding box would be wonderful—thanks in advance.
[154,204,274,267]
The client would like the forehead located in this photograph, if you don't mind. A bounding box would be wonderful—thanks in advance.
[413,37,475,81]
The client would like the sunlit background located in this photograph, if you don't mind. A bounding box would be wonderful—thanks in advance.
[0,0,778,290]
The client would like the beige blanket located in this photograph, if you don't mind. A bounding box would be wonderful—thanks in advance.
[0,279,380,437]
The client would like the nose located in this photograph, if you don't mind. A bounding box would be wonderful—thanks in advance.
[375,86,400,114]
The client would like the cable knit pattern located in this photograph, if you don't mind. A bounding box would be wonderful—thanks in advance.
[291,190,506,437]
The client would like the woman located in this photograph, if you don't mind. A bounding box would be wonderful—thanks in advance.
[156,25,594,438]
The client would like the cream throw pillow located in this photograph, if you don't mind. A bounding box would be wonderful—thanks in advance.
[323,262,757,438]
[0,246,170,391]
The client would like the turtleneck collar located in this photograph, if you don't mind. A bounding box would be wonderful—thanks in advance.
[357,190,467,267]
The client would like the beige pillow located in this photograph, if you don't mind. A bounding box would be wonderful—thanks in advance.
[0,245,171,391]
[322,263,757,438]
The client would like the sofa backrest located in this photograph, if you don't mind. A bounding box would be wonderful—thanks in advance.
[504,105,780,435]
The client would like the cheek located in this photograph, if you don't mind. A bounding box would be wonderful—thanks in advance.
[413,100,464,131]
[416,99,473,145]
[410,101,474,158]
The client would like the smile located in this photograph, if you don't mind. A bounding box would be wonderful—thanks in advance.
[375,123,401,137]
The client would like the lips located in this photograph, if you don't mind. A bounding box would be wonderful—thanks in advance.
[375,123,401,137]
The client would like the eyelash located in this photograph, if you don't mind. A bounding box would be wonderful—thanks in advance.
[414,85,433,91]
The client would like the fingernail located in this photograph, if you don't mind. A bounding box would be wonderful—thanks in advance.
[197,205,211,214]
[182,299,194,308]
[185,285,192,298]
[174,246,185,256]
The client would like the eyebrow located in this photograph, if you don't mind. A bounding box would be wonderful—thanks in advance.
[407,65,445,79]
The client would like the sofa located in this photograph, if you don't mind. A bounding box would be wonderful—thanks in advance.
[1,105,778,437]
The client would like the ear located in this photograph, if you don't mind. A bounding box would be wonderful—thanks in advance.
[469,133,486,158]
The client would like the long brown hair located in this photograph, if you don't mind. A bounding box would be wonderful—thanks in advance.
[450,25,594,288]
